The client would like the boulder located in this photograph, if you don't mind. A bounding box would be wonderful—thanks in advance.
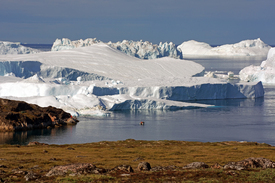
[110,165,134,173]
[150,165,178,172]
[137,162,151,171]
[182,162,209,169]
[223,157,275,170]
[223,162,246,170]
[45,163,98,177]
[24,171,37,181]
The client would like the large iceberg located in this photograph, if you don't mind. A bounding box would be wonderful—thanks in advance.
[51,38,102,51]
[0,41,40,55]
[107,40,181,59]
[0,43,264,116]
[239,48,275,83]
[177,38,271,56]
[52,38,181,59]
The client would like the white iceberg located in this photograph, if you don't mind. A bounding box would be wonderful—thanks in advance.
[239,48,275,83]
[0,43,264,116]
[0,41,40,55]
[51,38,102,51]
[52,38,181,59]
[178,38,271,56]
[107,40,181,59]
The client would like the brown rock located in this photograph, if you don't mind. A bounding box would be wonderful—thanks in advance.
[183,162,209,169]
[150,165,178,172]
[111,165,134,173]
[0,98,79,132]
[137,162,151,171]
[24,171,37,181]
[45,163,97,177]
[223,157,275,170]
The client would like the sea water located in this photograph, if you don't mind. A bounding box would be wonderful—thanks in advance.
[0,45,274,145]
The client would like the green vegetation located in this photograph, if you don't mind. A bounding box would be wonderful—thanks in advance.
[1,140,275,182]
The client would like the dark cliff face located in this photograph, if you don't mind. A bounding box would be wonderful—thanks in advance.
[0,98,78,132]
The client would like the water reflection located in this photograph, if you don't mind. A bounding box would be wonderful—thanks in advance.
[0,125,75,145]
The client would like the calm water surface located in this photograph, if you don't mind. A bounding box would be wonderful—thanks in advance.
[1,49,274,145]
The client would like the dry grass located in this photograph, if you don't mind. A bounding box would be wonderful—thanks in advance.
[1,140,275,182]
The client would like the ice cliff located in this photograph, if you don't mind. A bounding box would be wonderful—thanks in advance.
[177,38,271,56]
[239,48,275,83]
[0,41,40,55]
[0,43,264,116]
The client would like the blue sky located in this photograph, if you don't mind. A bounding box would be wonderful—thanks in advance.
[0,0,274,45]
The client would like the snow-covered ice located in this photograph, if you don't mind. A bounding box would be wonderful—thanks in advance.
[239,48,275,83]
[0,43,264,116]
[178,38,271,57]
[0,41,40,55]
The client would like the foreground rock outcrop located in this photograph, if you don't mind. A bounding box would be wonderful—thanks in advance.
[45,163,104,177]
[223,157,275,170]
[181,157,275,171]
[0,98,78,132]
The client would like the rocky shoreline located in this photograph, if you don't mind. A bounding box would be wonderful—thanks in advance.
[0,98,78,132]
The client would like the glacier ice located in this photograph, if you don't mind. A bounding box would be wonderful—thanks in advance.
[0,43,265,116]
[0,41,40,55]
[239,48,275,83]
